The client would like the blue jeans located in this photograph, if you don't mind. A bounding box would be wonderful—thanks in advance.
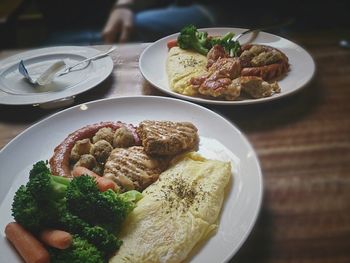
[44,4,216,45]
[133,4,216,42]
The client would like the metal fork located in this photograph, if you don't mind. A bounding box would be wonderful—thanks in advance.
[58,45,117,76]
[19,46,116,86]
[232,19,294,42]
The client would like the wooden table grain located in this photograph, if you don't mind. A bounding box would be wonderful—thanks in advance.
[1,29,350,263]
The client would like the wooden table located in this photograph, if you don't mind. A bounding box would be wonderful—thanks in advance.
[1,29,350,262]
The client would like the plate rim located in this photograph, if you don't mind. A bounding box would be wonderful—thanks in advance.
[0,96,263,262]
[0,46,114,106]
[139,27,316,105]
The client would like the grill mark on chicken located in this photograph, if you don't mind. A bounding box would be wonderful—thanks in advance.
[191,57,242,100]
[103,146,169,192]
[51,120,200,192]
[50,121,125,178]
[137,120,199,156]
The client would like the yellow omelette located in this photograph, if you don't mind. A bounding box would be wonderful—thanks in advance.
[166,47,207,96]
[110,152,231,263]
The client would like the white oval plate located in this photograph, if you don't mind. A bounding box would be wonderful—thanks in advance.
[0,96,262,262]
[140,27,316,105]
[0,46,114,105]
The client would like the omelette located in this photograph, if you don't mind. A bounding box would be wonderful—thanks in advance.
[110,152,231,263]
[166,47,207,96]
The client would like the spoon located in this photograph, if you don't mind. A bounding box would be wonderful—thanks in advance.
[19,46,116,86]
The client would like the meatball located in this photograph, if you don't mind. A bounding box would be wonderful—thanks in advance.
[90,139,113,163]
[92,127,114,144]
[113,126,135,148]
[70,138,92,163]
[74,154,97,170]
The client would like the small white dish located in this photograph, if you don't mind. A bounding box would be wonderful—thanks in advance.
[0,96,262,263]
[139,27,316,105]
[0,46,114,106]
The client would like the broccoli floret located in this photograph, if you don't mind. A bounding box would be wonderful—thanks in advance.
[177,25,209,55]
[11,161,70,231]
[11,185,45,232]
[177,25,241,57]
[82,226,122,257]
[59,209,90,234]
[65,175,100,223]
[59,209,121,257]
[27,161,70,225]
[99,189,136,230]
[50,236,104,263]
[27,161,70,201]
[29,160,51,179]
[12,161,138,261]
[66,176,138,232]
[209,32,241,57]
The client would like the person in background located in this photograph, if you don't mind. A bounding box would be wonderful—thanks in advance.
[35,0,292,45]
[101,0,293,44]
[102,0,217,43]
[6,0,349,47]
[39,0,221,45]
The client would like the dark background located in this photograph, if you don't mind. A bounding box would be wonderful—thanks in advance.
[0,0,349,50]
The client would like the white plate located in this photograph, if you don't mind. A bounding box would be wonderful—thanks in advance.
[139,27,316,105]
[0,46,113,105]
[0,96,262,262]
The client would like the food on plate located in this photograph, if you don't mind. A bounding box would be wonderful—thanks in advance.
[113,126,137,148]
[166,46,207,96]
[176,24,241,57]
[240,44,289,80]
[137,120,199,156]
[110,152,231,263]
[5,222,50,263]
[72,166,118,192]
[7,120,236,263]
[104,146,170,192]
[50,120,199,192]
[191,55,242,100]
[166,25,289,100]
[50,121,133,178]
[10,161,142,262]
[39,229,73,250]
[49,235,105,263]
[238,75,280,98]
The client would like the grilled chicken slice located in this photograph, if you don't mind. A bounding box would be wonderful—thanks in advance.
[191,57,242,100]
[103,146,169,192]
[137,120,199,156]
[207,44,228,68]
[198,72,241,100]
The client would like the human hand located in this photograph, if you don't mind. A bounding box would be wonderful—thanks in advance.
[102,7,134,43]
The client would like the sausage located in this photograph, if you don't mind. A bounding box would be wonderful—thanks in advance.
[239,44,289,81]
[39,229,72,249]
[241,60,289,80]
[72,166,119,192]
[5,222,50,263]
[49,121,124,178]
